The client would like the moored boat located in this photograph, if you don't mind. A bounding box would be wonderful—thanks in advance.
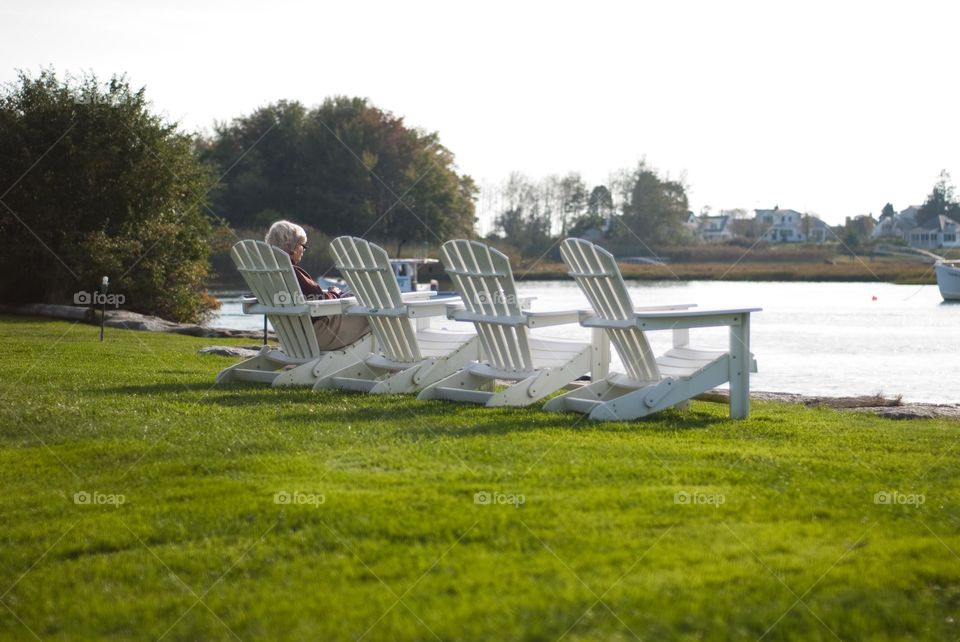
[935,260,960,301]
[322,258,455,296]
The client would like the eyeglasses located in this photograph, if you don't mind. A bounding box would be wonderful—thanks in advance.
[299,243,308,250]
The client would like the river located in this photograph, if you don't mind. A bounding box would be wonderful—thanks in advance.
[208,281,958,405]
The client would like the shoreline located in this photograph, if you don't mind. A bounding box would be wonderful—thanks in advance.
[508,260,937,284]
[0,303,269,340]
[3,306,956,420]
[699,390,960,420]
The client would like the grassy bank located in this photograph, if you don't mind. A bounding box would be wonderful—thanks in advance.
[0,317,958,640]
[511,258,938,284]
[208,240,943,289]
[210,258,938,291]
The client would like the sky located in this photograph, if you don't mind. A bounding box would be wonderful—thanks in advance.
[2,0,959,231]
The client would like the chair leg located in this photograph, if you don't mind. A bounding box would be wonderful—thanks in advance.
[215,347,281,384]
[542,378,618,412]
[274,335,373,388]
[417,368,494,403]
[271,359,321,387]
[487,349,592,407]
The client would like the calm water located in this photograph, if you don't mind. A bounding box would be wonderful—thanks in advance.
[210,281,959,404]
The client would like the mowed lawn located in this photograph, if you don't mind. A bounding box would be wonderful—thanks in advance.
[0,316,958,641]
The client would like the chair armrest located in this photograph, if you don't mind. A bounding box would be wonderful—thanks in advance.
[524,309,582,328]
[240,295,349,317]
[577,303,697,324]
[313,290,436,318]
[582,307,761,331]
[447,307,581,328]
[401,291,437,302]
[306,299,352,317]
[448,309,527,326]
[405,297,462,318]
[634,303,697,312]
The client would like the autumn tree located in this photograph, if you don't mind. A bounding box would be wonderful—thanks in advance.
[199,97,477,250]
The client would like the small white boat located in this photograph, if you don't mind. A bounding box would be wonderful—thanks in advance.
[390,258,442,293]
[321,258,450,295]
[935,260,960,301]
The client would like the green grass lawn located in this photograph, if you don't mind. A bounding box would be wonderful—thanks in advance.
[0,316,958,641]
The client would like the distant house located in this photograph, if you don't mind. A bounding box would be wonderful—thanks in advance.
[753,208,826,243]
[698,214,734,242]
[804,216,833,243]
[907,215,960,249]
[871,206,918,241]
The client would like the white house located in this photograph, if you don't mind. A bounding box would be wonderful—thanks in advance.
[804,216,833,243]
[907,215,960,249]
[698,214,734,242]
[872,206,918,241]
[754,208,829,243]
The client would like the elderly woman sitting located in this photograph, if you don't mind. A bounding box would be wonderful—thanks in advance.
[265,220,371,351]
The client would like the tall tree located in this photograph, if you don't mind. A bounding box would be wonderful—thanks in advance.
[587,185,614,220]
[880,202,896,219]
[556,173,588,235]
[917,170,960,226]
[492,173,553,255]
[566,184,613,237]
[613,163,692,248]
[0,69,214,322]
[199,97,477,245]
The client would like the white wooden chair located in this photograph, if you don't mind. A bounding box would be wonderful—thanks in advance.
[315,236,480,394]
[215,240,373,387]
[543,238,760,420]
[417,239,596,407]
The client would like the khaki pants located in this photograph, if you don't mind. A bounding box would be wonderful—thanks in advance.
[313,315,371,351]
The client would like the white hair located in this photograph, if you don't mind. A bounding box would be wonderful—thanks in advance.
[265,220,307,253]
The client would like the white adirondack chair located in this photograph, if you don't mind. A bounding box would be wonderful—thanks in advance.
[417,239,596,407]
[315,236,480,394]
[543,238,760,420]
[215,240,373,387]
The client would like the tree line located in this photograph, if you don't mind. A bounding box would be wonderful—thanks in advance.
[481,166,693,258]
[4,69,956,323]
[0,70,477,322]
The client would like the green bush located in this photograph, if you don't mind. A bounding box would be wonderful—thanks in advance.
[0,69,215,322]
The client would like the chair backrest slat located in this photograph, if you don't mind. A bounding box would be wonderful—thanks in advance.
[560,238,660,381]
[330,236,422,363]
[230,240,320,360]
[440,240,533,372]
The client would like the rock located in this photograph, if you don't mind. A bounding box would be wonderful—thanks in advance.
[198,346,262,358]
[0,303,94,321]
[0,303,273,339]
[848,405,960,420]
[699,390,960,421]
